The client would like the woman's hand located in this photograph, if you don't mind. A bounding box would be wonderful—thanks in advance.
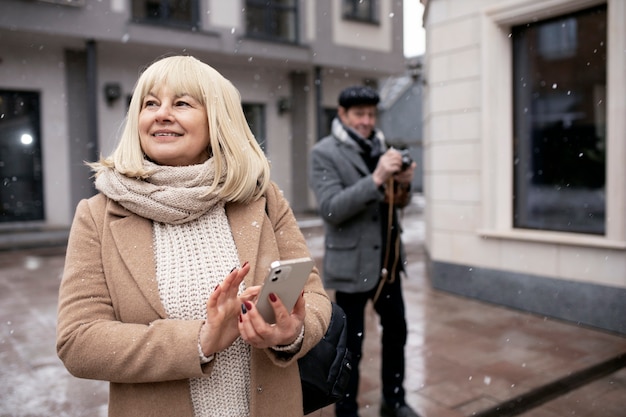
[199,262,250,357]
[238,290,305,350]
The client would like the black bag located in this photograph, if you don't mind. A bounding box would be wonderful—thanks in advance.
[299,302,353,415]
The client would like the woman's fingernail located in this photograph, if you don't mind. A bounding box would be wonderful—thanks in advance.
[242,261,249,268]
[241,303,247,314]
[244,301,253,311]
[239,314,243,323]
[214,284,220,292]
[230,267,237,273]
[269,292,277,302]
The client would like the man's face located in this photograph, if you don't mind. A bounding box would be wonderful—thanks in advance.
[338,104,377,139]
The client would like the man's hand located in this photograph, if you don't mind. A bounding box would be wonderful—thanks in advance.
[394,160,416,185]
[373,149,415,186]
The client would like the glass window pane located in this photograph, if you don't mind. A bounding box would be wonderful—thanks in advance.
[512,5,607,235]
[245,0,297,42]
[132,0,196,27]
[0,91,45,222]
[343,0,375,21]
[168,0,193,24]
[242,104,266,152]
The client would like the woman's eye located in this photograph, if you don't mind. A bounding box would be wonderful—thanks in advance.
[144,100,158,108]
[176,100,191,107]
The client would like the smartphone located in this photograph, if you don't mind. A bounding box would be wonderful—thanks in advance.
[255,257,315,324]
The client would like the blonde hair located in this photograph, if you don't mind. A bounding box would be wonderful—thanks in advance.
[92,55,270,203]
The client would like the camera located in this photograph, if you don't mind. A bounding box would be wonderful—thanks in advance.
[399,149,413,171]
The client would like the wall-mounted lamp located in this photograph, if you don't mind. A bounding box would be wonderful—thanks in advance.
[277,97,292,115]
[104,83,122,106]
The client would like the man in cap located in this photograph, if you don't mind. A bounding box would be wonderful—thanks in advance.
[308,86,419,417]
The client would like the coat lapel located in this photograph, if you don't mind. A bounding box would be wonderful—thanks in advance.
[336,140,370,176]
[105,197,267,318]
[108,205,167,318]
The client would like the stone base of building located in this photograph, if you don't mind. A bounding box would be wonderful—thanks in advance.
[429,260,626,335]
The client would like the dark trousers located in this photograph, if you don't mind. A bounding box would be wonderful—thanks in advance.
[334,274,408,416]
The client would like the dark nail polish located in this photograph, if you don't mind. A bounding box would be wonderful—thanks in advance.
[269,292,277,302]
[242,261,249,268]
[230,267,237,273]
[241,303,247,314]
[214,284,220,292]
[239,314,243,323]
[244,301,252,311]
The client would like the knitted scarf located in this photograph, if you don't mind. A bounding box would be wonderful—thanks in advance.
[94,159,226,225]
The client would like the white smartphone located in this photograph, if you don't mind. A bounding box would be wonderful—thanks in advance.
[255,257,315,324]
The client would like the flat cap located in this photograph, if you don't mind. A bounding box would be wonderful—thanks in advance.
[338,85,380,109]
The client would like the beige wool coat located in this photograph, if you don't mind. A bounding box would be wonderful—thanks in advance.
[56,181,331,417]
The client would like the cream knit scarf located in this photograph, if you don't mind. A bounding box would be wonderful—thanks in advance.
[95,159,226,225]
[97,159,251,416]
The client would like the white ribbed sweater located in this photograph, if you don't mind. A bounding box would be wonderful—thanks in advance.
[153,202,251,417]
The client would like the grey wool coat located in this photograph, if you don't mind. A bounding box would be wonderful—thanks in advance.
[56,181,331,417]
[309,130,406,294]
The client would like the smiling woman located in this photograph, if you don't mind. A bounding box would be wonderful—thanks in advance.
[56,55,332,417]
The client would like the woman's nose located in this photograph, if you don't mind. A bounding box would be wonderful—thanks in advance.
[154,103,173,121]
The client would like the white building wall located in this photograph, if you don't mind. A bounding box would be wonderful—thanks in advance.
[332,0,393,52]
[423,0,626,332]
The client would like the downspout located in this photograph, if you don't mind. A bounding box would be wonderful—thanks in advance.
[314,65,323,141]
[86,39,99,164]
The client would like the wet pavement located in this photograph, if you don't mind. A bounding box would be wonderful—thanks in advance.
[1,196,625,417]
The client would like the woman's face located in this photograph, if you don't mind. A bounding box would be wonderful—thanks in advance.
[138,85,211,166]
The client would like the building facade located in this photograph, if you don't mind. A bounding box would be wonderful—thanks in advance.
[0,0,406,233]
[421,0,626,334]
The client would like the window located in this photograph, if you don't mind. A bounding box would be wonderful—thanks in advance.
[245,0,298,43]
[512,5,606,235]
[132,0,199,29]
[343,0,378,23]
[243,103,266,152]
[0,91,45,223]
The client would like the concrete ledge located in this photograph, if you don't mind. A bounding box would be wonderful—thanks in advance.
[0,228,69,251]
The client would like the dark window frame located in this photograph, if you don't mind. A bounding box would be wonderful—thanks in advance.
[244,0,299,44]
[131,0,200,30]
[342,0,379,24]
[242,103,267,153]
[0,90,45,224]
[511,4,607,235]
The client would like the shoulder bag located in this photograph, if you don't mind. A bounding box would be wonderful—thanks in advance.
[299,302,352,415]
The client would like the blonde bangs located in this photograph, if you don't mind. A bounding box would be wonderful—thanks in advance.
[137,56,207,106]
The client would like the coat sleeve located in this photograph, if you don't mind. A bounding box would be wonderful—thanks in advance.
[263,182,332,364]
[56,198,213,383]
